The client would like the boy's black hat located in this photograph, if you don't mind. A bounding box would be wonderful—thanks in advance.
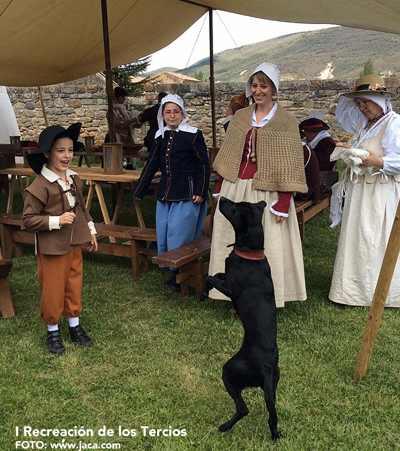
[27,122,82,174]
[299,118,330,133]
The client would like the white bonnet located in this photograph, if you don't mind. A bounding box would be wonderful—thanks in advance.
[156,94,189,138]
[245,62,281,98]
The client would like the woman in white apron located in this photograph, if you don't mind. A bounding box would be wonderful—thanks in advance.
[329,74,400,307]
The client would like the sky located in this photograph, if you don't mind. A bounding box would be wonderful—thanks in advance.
[148,11,337,71]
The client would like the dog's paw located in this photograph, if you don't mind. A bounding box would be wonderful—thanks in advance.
[272,431,282,441]
[199,292,208,302]
[218,423,232,433]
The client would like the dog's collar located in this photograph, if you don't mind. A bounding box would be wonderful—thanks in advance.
[234,247,265,260]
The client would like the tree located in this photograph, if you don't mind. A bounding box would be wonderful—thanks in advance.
[111,57,151,96]
[359,60,374,77]
[193,70,206,82]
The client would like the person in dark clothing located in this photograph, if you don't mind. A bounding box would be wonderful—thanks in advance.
[135,92,168,151]
[295,143,324,203]
[299,118,336,170]
[133,94,210,291]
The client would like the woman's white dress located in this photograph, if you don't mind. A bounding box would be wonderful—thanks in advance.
[329,96,400,307]
[209,106,307,308]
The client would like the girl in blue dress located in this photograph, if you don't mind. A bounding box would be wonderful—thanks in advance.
[133,94,210,291]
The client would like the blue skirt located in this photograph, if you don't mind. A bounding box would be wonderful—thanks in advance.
[156,199,207,267]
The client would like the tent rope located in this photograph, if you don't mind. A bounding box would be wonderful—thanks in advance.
[175,13,207,95]
[215,10,246,62]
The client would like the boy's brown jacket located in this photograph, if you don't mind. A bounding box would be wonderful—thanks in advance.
[22,174,93,255]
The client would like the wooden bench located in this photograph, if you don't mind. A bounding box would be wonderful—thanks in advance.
[0,213,28,259]
[0,214,20,319]
[152,235,211,297]
[0,214,157,279]
[93,223,157,278]
[295,194,330,241]
[0,254,14,319]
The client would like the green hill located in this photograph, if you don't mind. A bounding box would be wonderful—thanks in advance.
[147,27,400,82]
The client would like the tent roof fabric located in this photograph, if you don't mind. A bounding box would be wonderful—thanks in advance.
[1,0,400,87]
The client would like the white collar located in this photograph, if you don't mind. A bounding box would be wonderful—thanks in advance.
[41,164,77,183]
[308,130,331,150]
[252,102,278,126]
[155,121,197,139]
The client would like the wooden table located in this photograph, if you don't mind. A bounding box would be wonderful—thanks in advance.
[0,165,153,242]
[75,143,145,168]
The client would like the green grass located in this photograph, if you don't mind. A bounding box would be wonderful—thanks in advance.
[1,184,399,451]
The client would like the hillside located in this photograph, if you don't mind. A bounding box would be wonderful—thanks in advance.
[147,27,400,82]
[145,66,178,79]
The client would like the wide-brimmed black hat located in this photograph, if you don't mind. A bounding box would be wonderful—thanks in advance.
[299,118,330,133]
[27,122,82,174]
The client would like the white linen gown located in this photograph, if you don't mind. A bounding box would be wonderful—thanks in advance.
[329,97,400,307]
[208,178,307,308]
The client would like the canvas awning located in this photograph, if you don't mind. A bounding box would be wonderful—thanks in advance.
[1,0,400,87]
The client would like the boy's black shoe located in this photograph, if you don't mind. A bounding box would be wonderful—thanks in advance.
[69,325,93,347]
[47,330,65,355]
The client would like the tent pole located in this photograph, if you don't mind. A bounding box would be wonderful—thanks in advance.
[208,8,217,149]
[101,0,115,142]
[37,86,49,127]
[354,199,400,381]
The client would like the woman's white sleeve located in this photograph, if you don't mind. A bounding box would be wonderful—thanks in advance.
[382,115,400,175]
[336,96,364,134]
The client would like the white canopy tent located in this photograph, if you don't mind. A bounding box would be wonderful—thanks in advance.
[1,0,400,87]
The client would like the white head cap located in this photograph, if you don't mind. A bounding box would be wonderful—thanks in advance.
[156,94,189,138]
[353,92,392,114]
[245,62,281,98]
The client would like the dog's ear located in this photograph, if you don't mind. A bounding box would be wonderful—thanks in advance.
[256,201,267,211]
[219,196,233,206]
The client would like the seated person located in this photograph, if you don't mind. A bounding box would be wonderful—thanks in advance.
[299,118,336,170]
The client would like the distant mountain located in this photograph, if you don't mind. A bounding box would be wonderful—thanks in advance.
[146,27,400,82]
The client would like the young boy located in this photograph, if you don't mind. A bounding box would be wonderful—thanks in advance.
[22,123,98,355]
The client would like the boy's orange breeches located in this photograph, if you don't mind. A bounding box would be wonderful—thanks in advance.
[37,246,83,325]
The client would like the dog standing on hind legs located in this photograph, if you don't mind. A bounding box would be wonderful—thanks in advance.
[200,197,281,440]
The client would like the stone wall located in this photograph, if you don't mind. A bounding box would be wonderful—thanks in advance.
[7,75,400,146]
[7,74,109,145]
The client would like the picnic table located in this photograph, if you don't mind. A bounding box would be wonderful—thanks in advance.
[0,165,155,237]
[74,143,145,167]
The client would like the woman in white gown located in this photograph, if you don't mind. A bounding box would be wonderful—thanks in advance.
[329,74,400,307]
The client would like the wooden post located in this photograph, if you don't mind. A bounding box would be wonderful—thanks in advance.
[208,8,217,149]
[101,0,115,142]
[37,86,49,127]
[354,199,400,381]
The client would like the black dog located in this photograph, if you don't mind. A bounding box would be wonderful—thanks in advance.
[200,197,281,440]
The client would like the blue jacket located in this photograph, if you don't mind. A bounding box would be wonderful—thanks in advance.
[133,129,210,201]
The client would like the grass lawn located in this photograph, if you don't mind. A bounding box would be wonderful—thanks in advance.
[0,178,399,450]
